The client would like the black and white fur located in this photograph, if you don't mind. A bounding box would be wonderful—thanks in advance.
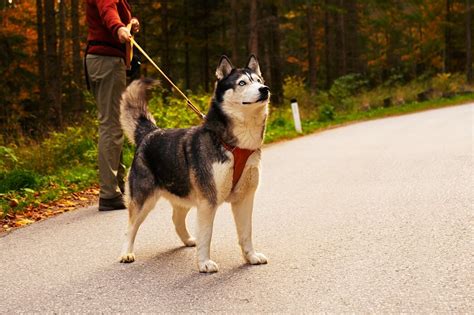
[119,55,270,273]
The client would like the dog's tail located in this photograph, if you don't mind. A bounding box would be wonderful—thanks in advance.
[120,78,158,146]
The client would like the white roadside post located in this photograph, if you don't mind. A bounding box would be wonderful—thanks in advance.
[290,98,303,133]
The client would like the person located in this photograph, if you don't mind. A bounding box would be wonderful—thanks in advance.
[84,0,139,211]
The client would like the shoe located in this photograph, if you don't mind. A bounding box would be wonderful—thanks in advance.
[99,195,126,211]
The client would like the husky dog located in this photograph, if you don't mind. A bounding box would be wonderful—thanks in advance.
[119,55,270,273]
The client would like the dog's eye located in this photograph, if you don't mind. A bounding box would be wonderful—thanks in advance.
[238,80,246,86]
[257,78,262,83]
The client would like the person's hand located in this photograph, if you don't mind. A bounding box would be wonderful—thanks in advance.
[117,26,131,43]
[131,18,140,34]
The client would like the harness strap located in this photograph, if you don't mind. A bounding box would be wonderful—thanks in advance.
[221,141,255,189]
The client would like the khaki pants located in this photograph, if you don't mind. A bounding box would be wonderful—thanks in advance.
[86,54,126,199]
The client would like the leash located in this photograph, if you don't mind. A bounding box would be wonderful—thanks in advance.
[127,32,206,120]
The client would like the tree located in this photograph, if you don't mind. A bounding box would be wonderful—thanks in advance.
[161,0,171,91]
[267,2,283,104]
[35,0,46,107]
[201,0,210,92]
[249,0,258,55]
[324,0,338,87]
[44,0,62,126]
[467,0,473,83]
[444,0,452,72]
[336,0,347,75]
[71,0,83,111]
[184,0,191,90]
[306,1,318,91]
[344,0,361,74]
[58,0,65,106]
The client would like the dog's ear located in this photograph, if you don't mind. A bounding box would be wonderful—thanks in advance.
[216,55,233,80]
[246,55,262,77]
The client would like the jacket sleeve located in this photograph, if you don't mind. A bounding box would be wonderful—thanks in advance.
[96,0,125,40]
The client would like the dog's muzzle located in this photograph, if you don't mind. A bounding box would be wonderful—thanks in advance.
[242,86,271,105]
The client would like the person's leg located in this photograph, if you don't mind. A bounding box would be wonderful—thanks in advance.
[86,54,126,206]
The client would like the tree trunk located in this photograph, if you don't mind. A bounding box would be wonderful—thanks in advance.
[36,0,47,108]
[137,0,148,77]
[258,6,270,81]
[248,0,258,55]
[58,0,66,112]
[337,0,347,76]
[202,0,210,92]
[44,0,62,126]
[231,0,239,63]
[345,0,361,73]
[268,3,283,105]
[306,1,317,92]
[324,0,336,87]
[161,0,171,91]
[467,0,473,83]
[444,0,452,72]
[71,0,83,111]
[184,0,190,90]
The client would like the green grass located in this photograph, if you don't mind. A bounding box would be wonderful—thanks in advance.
[265,93,474,143]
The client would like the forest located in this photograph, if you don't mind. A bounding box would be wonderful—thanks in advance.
[1,0,472,143]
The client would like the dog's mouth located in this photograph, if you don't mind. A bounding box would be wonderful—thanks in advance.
[242,95,269,105]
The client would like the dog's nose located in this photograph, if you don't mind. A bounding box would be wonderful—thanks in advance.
[259,86,270,94]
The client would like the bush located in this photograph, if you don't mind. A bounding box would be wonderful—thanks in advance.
[283,76,313,112]
[431,73,466,96]
[329,74,369,110]
[0,169,42,193]
[318,104,335,122]
[12,120,98,174]
[0,146,18,173]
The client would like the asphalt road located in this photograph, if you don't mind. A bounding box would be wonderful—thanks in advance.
[1,104,472,313]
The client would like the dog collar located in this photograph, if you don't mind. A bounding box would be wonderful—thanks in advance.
[221,140,255,190]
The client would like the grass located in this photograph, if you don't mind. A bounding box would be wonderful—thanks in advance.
[1,88,473,218]
[265,92,474,143]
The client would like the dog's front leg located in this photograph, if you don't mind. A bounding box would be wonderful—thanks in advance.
[196,204,219,273]
[231,191,267,265]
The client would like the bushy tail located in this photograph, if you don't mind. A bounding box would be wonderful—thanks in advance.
[120,78,158,145]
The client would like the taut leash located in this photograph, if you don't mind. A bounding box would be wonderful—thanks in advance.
[126,31,206,120]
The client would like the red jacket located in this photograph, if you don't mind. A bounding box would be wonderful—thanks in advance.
[86,0,132,58]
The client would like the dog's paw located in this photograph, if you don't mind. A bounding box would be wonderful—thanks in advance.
[184,237,196,247]
[119,253,135,263]
[246,252,268,265]
[198,260,219,273]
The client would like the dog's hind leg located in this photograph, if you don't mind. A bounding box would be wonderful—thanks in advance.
[231,191,267,265]
[172,205,196,247]
[196,204,219,273]
[119,192,159,263]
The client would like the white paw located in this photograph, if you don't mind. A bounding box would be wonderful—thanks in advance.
[246,252,268,265]
[198,260,219,273]
[120,253,135,263]
[184,237,196,247]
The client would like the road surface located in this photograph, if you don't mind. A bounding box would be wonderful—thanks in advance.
[1,104,472,313]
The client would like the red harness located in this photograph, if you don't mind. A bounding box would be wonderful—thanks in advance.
[221,141,256,189]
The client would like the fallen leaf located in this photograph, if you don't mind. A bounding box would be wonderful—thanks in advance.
[15,218,34,227]
[9,199,19,208]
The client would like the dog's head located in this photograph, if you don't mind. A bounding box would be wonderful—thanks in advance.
[214,55,270,109]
